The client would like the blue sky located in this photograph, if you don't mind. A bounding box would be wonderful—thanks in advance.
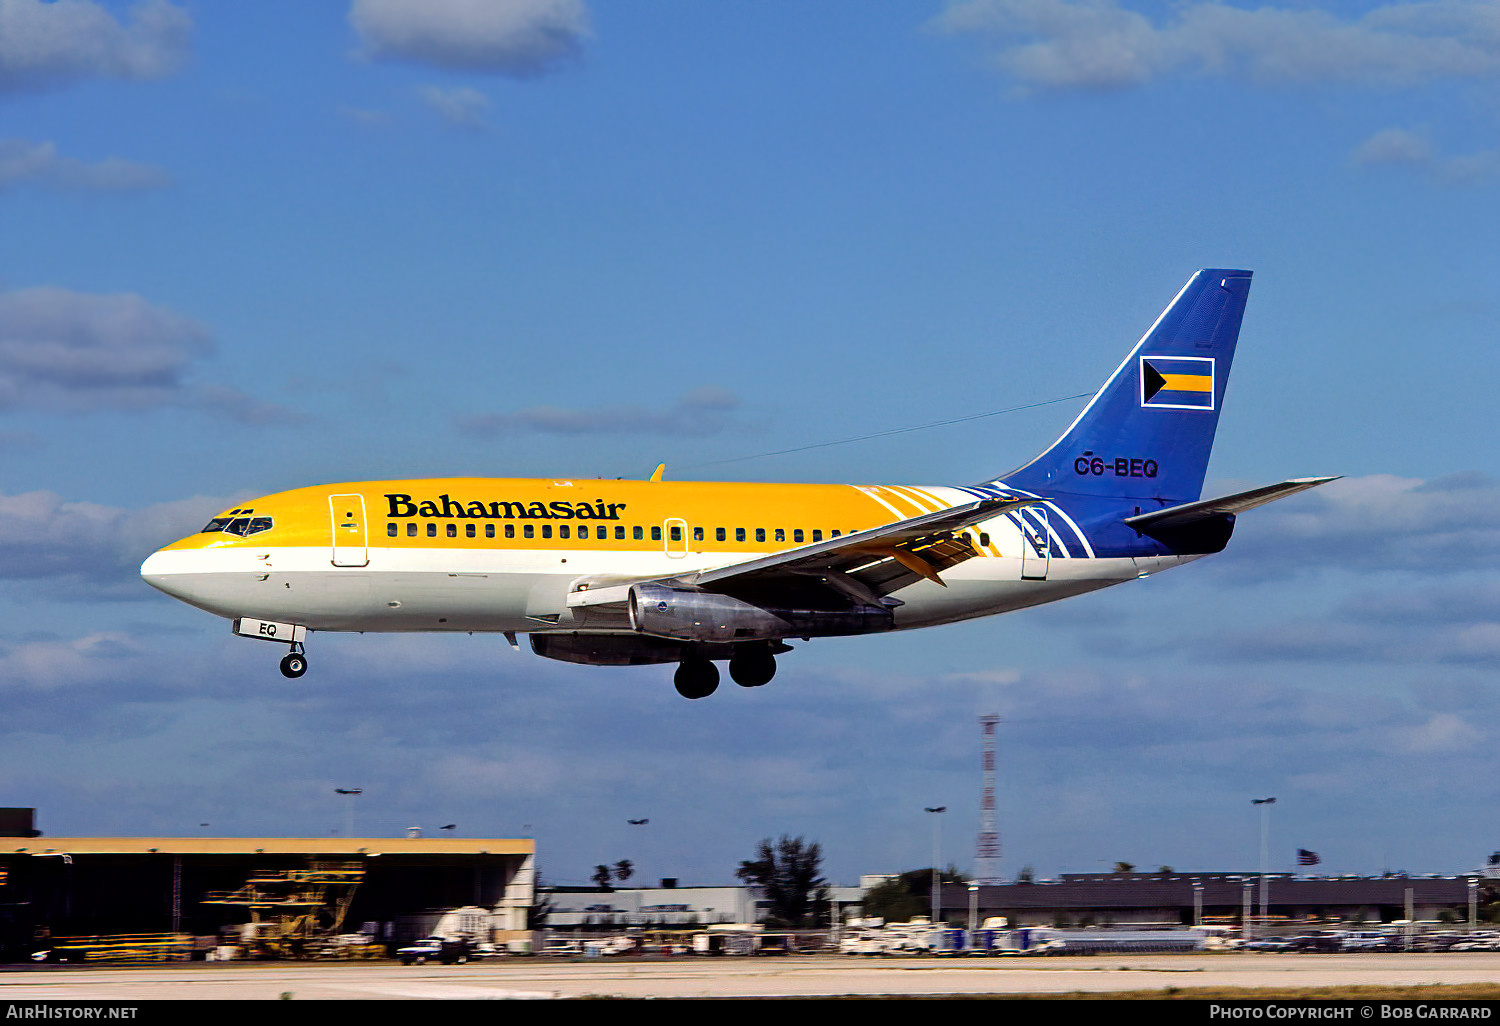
[2,0,1498,889]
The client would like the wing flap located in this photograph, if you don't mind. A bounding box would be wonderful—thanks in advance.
[567,495,1038,609]
[685,496,1036,598]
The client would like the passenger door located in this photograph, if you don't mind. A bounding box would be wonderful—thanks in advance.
[330,494,369,567]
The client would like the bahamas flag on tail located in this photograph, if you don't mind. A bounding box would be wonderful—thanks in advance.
[1141,355,1215,410]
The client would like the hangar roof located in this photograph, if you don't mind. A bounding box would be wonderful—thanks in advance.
[5,837,533,856]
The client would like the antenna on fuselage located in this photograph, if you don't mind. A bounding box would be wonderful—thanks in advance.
[649,463,666,482]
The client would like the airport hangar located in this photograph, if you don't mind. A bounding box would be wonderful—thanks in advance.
[0,812,533,960]
[939,872,1483,928]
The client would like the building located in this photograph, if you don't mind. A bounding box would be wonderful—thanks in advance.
[0,820,534,960]
[939,871,1482,928]
[543,882,866,929]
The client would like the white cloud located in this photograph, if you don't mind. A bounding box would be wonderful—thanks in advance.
[0,138,172,191]
[1351,127,1434,165]
[1392,711,1483,753]
[0,286,298,422]
[1351,127,1500,182]
[0,0,191,93]
[0,631,147,691]
[457,386,743,437]
[0,487,239,594]
[417,83,491,128]
[0,286,208,411]
[349,0,590,76]
[933,0,1500,91]
[1216,472,1500,578]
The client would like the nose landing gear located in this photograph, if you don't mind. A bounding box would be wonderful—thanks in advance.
[279,644,308,679]
[232,618,311,679]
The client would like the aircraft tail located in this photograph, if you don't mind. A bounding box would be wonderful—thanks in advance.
[996,269,1252,505]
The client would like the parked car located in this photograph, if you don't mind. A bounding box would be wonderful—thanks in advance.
[397,936,473,965]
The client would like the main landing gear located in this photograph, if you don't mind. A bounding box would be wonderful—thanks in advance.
[674,655,719,700]
[728,643,777,688]
[674,643,780,699]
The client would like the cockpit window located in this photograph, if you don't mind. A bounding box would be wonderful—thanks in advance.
[200,516,273,537]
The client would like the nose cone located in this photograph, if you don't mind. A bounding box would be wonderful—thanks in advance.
[141,544,196,603]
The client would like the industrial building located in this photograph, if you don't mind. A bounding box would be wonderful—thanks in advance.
[0,810,533,961]
[941,871,1485,928]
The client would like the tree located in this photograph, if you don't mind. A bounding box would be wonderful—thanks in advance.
[861,867,970,924]
[614,859,634,884]
[736,835,829,928]
[591,864,613,889]
[1113,861,1136,874]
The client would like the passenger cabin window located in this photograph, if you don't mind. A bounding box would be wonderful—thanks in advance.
[486,524,495,538]
[559,525,570,539]
[387,523,397,537]
[716,527,726,542]
[755,528,765,542]
[427,523,437,537]
[615,526,625,540]
[693,526,704,542]
[407,523,417,537]
[505,525,515,538]
[794,529,804,543]
[735,528,746,542]
[669,525,682,542]
[651,526,662,542]
[524,525,534,538]
[812,530,823,542]
[774,528,785,542]
[633,526,643,540]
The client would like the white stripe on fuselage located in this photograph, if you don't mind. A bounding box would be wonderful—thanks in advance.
[141,540,1180,636]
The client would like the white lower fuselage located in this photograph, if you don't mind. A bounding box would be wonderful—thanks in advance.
[141,541,1194,637]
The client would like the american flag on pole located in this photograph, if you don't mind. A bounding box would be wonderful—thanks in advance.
[1297,849,1321,866]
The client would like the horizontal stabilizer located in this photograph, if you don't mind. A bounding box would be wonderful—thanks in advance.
[1122,476,1340,531]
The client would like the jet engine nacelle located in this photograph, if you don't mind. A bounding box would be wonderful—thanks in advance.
[628,583,892,643]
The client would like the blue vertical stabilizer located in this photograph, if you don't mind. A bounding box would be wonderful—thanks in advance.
[996,269,1252,506]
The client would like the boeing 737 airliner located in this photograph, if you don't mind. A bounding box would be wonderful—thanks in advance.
[141,269,1334,698]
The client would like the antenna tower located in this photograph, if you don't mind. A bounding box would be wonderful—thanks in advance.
[976,713,1002,885]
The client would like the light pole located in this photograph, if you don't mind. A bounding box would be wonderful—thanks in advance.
[336,788,362,839]
[1253,797,1276,932]
[925,806,946,926]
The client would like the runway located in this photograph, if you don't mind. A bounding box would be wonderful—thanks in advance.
[4,953,1500,1000]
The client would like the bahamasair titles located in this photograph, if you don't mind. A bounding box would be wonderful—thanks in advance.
[141,269,1335,699]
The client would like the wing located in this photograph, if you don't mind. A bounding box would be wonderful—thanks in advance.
[568,496,1039,612]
